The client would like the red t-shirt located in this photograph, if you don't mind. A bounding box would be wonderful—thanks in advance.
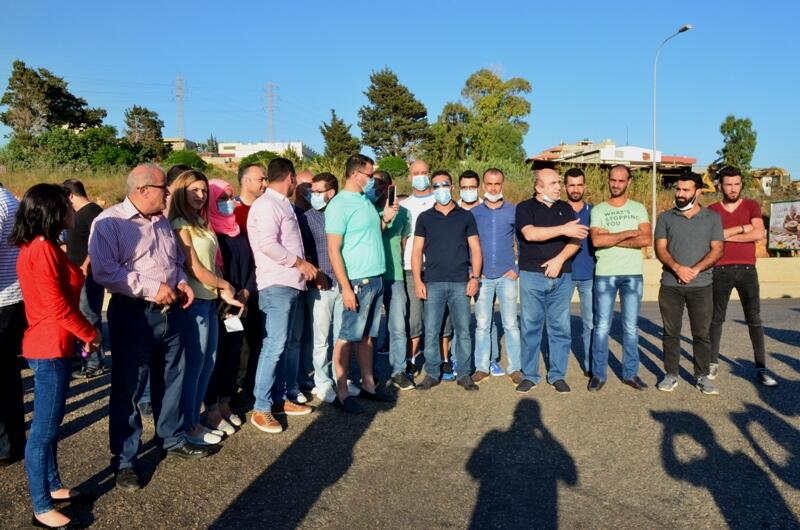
[234,201,251,234]
[17,237,97,359]
[708,199,761,266]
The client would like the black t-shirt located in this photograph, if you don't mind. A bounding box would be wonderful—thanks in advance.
[65,202,103,266]
[515,198,576,274]
[415,204,479,282]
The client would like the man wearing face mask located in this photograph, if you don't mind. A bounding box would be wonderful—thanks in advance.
[413,171,483,392]
[458,170,482,211]
[515,167,587,394]
[298,173,342,403]
[655,171,724,395]
[326,154,397,412]
[399,160,436,375]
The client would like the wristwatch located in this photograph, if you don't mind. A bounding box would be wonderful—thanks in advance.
[469,275,480,280]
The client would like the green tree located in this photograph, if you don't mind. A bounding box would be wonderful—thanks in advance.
[423,101,471,165]
[376,156,408,179]
[321,109,361,160]
[123,105,170,160]
[238,150,279,169]
[358,68,429,159]
[0,60,106,138]
[717,114,757,173]
[207,133,219,153]
[461,69,531,161]
[164,149,208,170]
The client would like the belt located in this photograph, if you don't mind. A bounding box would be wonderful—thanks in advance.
[112,293,172,313]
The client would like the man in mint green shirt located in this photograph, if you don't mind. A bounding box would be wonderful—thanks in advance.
[325,154,397,412]
[588,165,652,391]
[372,171,414,390]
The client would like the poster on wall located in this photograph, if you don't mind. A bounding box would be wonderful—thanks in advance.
[768,200,800,250]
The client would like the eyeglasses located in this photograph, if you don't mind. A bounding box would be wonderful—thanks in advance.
[432,182,451,189]
[357,171,374,179]
[139,184,169,194]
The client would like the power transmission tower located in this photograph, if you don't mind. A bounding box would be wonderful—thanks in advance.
[265,81,278,142]
[175,75,185,140]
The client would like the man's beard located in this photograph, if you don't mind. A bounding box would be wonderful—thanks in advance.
[567,192,584,202]
[610,186,627,198]
[724,191,740,203]
[675,195,694,209]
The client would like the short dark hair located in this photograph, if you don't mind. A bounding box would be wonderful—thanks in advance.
[10,183,72,246]
[717,165,742,184]
[312,172,339,193]
[431,170,452,184]
[267,157,296,183]
[676,171,702,188]
[61,178,87,198]
[609,164,631,179]
[458,170,480,186]
[563,168,585,182]
[237,162,265,184]
[483,167,505,180]
[166,164,193,187]
[373,170,392,184]
[345,154,375,179]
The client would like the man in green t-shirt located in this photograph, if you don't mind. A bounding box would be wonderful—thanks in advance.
[325,154,397,412]
[372,171,415,391]
[588,165,652,392]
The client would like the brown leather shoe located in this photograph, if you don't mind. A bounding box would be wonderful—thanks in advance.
[272,401,312,416]
[471,371,490,384]
[250,411,283,433]
[509,370,523,385]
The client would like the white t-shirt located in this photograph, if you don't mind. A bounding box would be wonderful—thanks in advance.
[400,193,436,270]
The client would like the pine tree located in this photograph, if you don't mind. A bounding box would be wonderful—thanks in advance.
[123,105,170,160]
[358,68,429,159]
[320,109,361,160]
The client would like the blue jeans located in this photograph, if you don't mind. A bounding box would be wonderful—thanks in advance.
[591,275,643,380]
[572,279,594,373]
[474,276,520,373]
[338,276,384,342]
[181,299,218,429]
[25,358,71,515]
[422,282,472,379]
[380,280,408,376]
[78,274,106,370]
[306,287,343,390]
[107,295,186,470]
[253,286,300,412]
[286,291,307,397]
[519,271,572,384]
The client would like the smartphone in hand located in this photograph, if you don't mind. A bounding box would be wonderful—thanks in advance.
[387,184,396,205]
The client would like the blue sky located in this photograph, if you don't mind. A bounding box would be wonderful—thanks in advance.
[2,0,798,178]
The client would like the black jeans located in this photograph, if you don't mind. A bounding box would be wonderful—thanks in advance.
[0,301,26,461]
[710,265,766,368]
[658,285,712,378]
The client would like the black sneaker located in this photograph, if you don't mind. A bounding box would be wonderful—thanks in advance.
[623,375,649,390]
[441,361,454,381]
[552,379,571,393]
[457,376,479,391]
[82,366,109,379]
[416,375,440,391]
[333,396,362,414]
[405,360,415,378]
[515,379,536,393]
[391,372,415,390]
[756,369,778,387]
[587,376,605,392]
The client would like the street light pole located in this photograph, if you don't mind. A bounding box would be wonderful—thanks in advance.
[652,24,693,244]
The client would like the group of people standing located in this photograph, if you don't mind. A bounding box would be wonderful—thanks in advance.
[0,154,777,529]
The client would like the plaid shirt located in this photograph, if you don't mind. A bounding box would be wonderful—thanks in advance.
[299,207,337,289]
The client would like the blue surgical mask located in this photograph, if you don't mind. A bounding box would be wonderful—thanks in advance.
[361,176,375,197]
[484,192,503,203]
[412,174,430,191]
[217,199,235,216]
[460,189,478,203]
[434,187,452,205]
[310,192,328,210]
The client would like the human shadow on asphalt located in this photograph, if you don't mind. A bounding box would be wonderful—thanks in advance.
[723,356,797,417]
[736,320,800,350]
[209,397,396,529]
[467,399,577,530]
[730,403,800,489]
[650,411,798,529]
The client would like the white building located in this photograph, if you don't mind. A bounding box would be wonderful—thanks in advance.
[217,141,319,161]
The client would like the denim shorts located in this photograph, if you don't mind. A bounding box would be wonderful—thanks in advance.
[338,276,384,342]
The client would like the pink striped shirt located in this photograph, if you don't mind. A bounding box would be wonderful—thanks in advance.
[88,197,188,300]
[247,188,306,291]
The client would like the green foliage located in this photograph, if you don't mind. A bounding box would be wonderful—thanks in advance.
[238,150,280,169]
[163,150,208,170]
[423,102,471,166]
[0,59,106,137]
[280,147,302,166]
[717,114,757,174]
[321,109,361,160]
[358,68,429,159]
[206,133,219,153]
[376,156,408,179]
[123,105,170,160]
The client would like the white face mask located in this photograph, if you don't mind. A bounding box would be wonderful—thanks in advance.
[484,192,503,203]
[674,193,698,211]
[412,174,430,191]
[540,193,558,204]
[460,189,478,203]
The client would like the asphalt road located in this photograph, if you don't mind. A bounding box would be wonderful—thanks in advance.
[1,299,798,529]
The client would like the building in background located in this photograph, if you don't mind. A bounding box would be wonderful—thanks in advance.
[216,141,319,161]
[163,137,198,151]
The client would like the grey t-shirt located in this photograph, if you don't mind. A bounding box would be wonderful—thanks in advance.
[654,207,723,287]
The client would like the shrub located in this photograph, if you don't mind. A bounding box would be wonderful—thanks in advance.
[238,150,279,169]
[377,156,408,179]
[163,149,208,170]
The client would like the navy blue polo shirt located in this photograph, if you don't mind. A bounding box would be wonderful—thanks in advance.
[415,204,479,282]
[515,198,577,274]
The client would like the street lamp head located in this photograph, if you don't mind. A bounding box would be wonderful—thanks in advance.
[679,24,693,33]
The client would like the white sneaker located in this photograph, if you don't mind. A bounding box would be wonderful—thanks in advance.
[210,419,236,436]
[708,363,719,380]
[347,379,361,397]
[202,425,226,437]
[288,392,308,404]
[188,430,222,445]
[312,385,336,403]
[225,413,243,427]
